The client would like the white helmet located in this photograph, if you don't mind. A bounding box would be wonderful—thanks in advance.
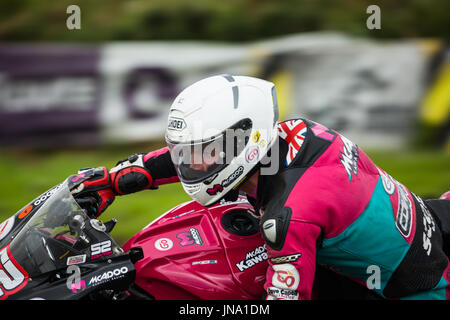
[165,75,279,206]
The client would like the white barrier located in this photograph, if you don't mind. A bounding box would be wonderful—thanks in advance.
[0,33,430,149]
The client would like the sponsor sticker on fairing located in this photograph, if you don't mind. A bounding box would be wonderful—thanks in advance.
[90,240,112,259]
[32,183,64,206]
[88,266,129,286]
[0,246,28,299]
[67,254,87,265]
[18,204,34,219]
[192,260,218,265]
[235,245,268,272]
[177,228,203,247]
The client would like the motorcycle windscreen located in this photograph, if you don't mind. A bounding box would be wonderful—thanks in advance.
[8,181,92,277]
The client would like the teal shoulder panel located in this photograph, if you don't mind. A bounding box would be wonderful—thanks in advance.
[318,177,411,296]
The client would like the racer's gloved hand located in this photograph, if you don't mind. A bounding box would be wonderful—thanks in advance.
[68,167,115,217]
[109,153,154,195]
[440,191,450,200]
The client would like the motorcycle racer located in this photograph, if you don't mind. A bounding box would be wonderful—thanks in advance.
[72,75,450,300]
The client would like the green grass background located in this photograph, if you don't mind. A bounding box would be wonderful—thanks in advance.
[0,144,448,245]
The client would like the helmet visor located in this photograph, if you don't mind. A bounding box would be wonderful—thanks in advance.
[167,118,252,184]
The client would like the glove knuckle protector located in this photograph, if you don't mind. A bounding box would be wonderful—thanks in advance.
[109,153,154,195]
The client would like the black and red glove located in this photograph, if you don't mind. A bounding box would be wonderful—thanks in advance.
[69,167,115,217]
[109,153,154,195]
[68,149,177,217]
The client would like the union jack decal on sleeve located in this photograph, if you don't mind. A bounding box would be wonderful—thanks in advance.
[277,120,307,166]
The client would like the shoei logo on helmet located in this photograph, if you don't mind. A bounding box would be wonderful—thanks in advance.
[168,117,186,131]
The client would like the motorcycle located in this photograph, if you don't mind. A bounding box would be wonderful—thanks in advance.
[0,176,266,300]
[0,177,143,300]
[122,194,379,301]
[0,176,378,300]
[122,194,266,300]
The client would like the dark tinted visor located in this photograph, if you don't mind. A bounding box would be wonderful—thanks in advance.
[166,118,252,184]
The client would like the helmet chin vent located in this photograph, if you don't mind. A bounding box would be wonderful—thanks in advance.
[221,210,260,236]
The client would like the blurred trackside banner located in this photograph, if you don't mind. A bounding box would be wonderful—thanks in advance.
[0,45,101,148]
[0,33,445,149]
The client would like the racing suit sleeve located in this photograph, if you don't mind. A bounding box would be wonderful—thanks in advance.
[110,147,180,195]
[264,220,322,300]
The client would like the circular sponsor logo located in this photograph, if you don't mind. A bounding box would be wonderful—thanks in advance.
[154,238,173,251]
[245,146,260,163]
[272,263,300,290]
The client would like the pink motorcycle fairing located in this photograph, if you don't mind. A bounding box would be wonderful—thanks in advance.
[122,196,267,300]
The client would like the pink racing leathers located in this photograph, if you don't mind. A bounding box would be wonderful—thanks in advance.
[110,118,450,300]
